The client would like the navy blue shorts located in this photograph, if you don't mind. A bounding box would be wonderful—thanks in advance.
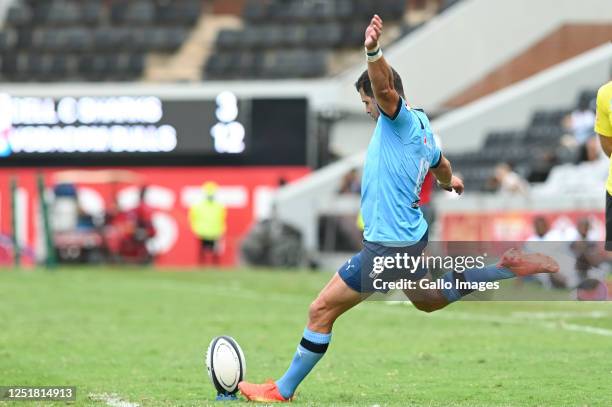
[338,230,429,293]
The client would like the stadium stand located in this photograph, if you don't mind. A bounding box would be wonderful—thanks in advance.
[446,89,599,192]
[0,0,462,82]
[0,0,201,81]
[206,0,407,79]
[204,0,462,80]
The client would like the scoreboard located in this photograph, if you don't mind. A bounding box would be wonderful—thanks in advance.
[0,93,308,166]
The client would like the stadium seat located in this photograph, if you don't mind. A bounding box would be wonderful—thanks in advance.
[31,3,52,24]
[66,28,94,52]
[451,86,599,191]
[166,28,189,51]
[0,53,18,77]
[81,1,103,25]
[237,52,264,77]
[0,30,16,52]
[259,25,284,49]
[6,4,32,27]
[344,24,367,48]
[156,1,200,25]
[1,0,451,81]
[577,90,597,109]
[47,1,81,26]
[48,55,71,80]
[206,0,421,79]
[243,1,267,22]
[305,23,342,47]
[216,29,242,50]
[0,0,200,82]
[241,26,265,49]
[127,53,145,76]
[123,1,156,25]
[283,26,308,48]
[93,28,118,51]
[126,29,145,52]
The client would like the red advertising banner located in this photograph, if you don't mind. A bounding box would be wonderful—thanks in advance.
[441,210,605,242]
[0,167,310,267]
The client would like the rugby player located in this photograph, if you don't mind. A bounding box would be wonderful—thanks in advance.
[238,15,559,402]
[595,78,612,250]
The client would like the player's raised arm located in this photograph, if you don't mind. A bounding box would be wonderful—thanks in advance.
[430,155,464,195]
[364,15,401,117]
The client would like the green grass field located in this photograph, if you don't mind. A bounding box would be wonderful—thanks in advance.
[1,268,612,407]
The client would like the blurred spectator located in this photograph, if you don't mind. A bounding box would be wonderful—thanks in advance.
[562,100,597,163]
[133,186,156,242]
[570,218,601,280]
[526,216,551,242]
[488,163,529,194]
[338,169,361,195]
[563,102,595,146]
[527,151,557,183]
[189,182,227,265]
[106,186,156,264]
[523,216,566,288]
[526,217,610,290]
[583,136,605,163]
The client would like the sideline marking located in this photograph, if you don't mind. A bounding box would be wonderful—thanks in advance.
[88,393,140,407]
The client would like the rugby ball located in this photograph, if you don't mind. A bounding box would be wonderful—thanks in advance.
[205,336,246,395]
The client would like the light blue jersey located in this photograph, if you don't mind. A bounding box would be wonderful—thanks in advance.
[361,99,441,245]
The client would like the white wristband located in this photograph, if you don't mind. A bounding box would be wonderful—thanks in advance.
[366,47,383,63]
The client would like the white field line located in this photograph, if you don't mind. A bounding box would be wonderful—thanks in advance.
[88,393,140,407]
[380,302,612,337]
[510,310,609,319]
[554,322,612,337]
[161,279,612,337]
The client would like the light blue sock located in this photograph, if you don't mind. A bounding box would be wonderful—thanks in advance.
[440,264,514,303]
[275,328,331,399]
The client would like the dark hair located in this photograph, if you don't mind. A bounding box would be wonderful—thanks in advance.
[355,68,405,99]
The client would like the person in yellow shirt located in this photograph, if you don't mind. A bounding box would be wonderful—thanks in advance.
[189,182,227,265]
[595,80,612,250]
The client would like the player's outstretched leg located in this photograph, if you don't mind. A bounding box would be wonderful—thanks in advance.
[239,272,367,402]
[407,248,560,308]
[439,248,558,303]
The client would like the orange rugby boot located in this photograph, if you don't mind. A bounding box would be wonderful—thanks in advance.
[238,380,291,403]
[498,248,559,276]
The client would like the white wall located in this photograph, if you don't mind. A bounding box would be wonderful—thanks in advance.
[329,115,373,157]
[334,0,612,114]
[275,152,365,251]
